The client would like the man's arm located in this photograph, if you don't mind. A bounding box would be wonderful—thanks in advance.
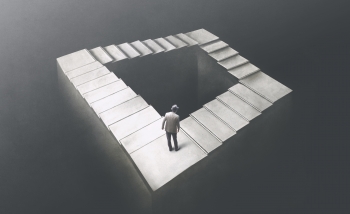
[161,115,166,130]
[177,116,180,132]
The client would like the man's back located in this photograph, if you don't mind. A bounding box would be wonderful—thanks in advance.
[162,112,180,133]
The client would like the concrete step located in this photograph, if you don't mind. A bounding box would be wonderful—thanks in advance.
[121,118,165,154]
[65,61,103,79]
[181,117,221,153]
[191,108,236,142]
[70,66,110,87]
[89,47,113,64]
[239,71,292,103]
[103,45,128,62]
[130,130,206,191]
[217,91,261,121]
[204,99,249,131]
[83,79,127,104]
[57,49,96,73]
[154,38,176,52]
[109,106,161,141]
[100,95,148,128]
[199,40,228,53]
[175,33,198,46]
[142,39,165,54]
[130,40,153,57]
[117,43,141,58]
[185,28,219,45]
[208,46,238,61]
[228,63,260,79]
[218,55,249,70]
[91,87,137,115]
[165,35,188,48]
[76,73,118,95]
[228,84,272,112]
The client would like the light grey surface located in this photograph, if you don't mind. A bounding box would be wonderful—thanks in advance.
[121,118,165,154]
[57,49,95,72]
[175,33,198,46]
[208,46,238,61]
[89,47,113,64]
[199,40,228,53]
[109,106,161,141]
[76,73,118,95]
[70,66,110,87]
[100,96,148,128]
[83,80,127,104]
[165,35,188,48]
[217,91,261,121]
[239,71,293,103]
[181,117,221,153]
[65,61,103,79]
[154,38,176,52]
[117,43,141,58]
[229,84,272,112]
[142,39,165,54]
[103,45,128,62]
[130,131,206,191]
[185,29,219,45]
[130,40,153,57]
[91,87,137,114]
[204,99,249,131]
[218,55,248,70]
[191,108,236,142]
[228,63,260,79]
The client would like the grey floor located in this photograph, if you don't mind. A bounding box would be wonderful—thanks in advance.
[1,1,349,214]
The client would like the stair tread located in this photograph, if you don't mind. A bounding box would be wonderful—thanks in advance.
[154,38,176,52]
[142,39,165,54]
[218,55,248,70]
[175,33,198,46]
[76,73,118,95]
[65,61,103,79]
[165,35,188,48]
[209,46,238,61]
[130,40,153,57]
[185,29,219,45]
[228,63,260,79]
[83,80,127,104]
[200,40,229,53]
[104,45,128,62]
[117,43,141,58]
[89,47,113,64]
[57,49,96,73]
[70,66,110,87]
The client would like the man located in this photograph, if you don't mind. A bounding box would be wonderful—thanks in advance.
[161,105,180,151]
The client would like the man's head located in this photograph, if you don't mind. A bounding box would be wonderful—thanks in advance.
[171,104,179,113]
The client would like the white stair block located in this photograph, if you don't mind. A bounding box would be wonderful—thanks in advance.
[89,47,113,64]
[70,66,110,87]
[217,91,261,121]
[130,40,153,57]
[208,46,238,61]
[154,38,176,52]
[165,35,188,48]
[76,73,118,95]
[109,106,161,141]
[142,39,165,54]
[204,99,249,131]
[83,80,127,104]
[191,108,236,141]
[218,55,248,70]
[65,61,103,79]
[229,84,272,112]
[117,43,141,58]
[239,71,292,103]
[104,45,128,62]
[185,29,219,45]
[57,49,96,73]
[200,40,228,53]
[228,63,260,79]
[175,33,198,46]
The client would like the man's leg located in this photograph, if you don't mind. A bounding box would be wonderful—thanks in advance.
[166,132,173,151]
[172,133,179,151]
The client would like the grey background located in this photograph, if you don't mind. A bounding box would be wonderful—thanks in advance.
[1,0,349,213]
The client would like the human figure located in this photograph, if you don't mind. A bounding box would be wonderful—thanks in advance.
[161,105,180,151]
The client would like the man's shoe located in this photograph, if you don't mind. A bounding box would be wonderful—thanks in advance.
[175,147,180,151]
[169,147,173,151]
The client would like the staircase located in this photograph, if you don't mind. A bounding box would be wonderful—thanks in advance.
[57,29,292,191]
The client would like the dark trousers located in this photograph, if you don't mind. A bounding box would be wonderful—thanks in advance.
[166,132,178,150]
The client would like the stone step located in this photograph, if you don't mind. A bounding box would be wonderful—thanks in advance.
[100,95,149,128]
[117,43,141,58]
[109,106,161,141]
[217,91,261,121]
[181,117,221,153]
[239,71,292,103]
[70,66,110,87]
[154,38,176,52]
[121,118,165,154]
[208,46,238,61]
[191,108,236,142]
[142,39,165,54]
[199,40,228,53]
[130,40,153,57]
[91,87,137,115]
[204,99,249,131]
[228,62,260,79]
[103,45,128,62]
[89,47,113,64]
[185,28,219,45]
[57,49,96,73]
[228,84,272,112]
[174,33,198,46]
[76,73,118,95]
[165,35,188,48]
[65,61,103,79]
[83,79,127,104]
[218,55,249,70]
